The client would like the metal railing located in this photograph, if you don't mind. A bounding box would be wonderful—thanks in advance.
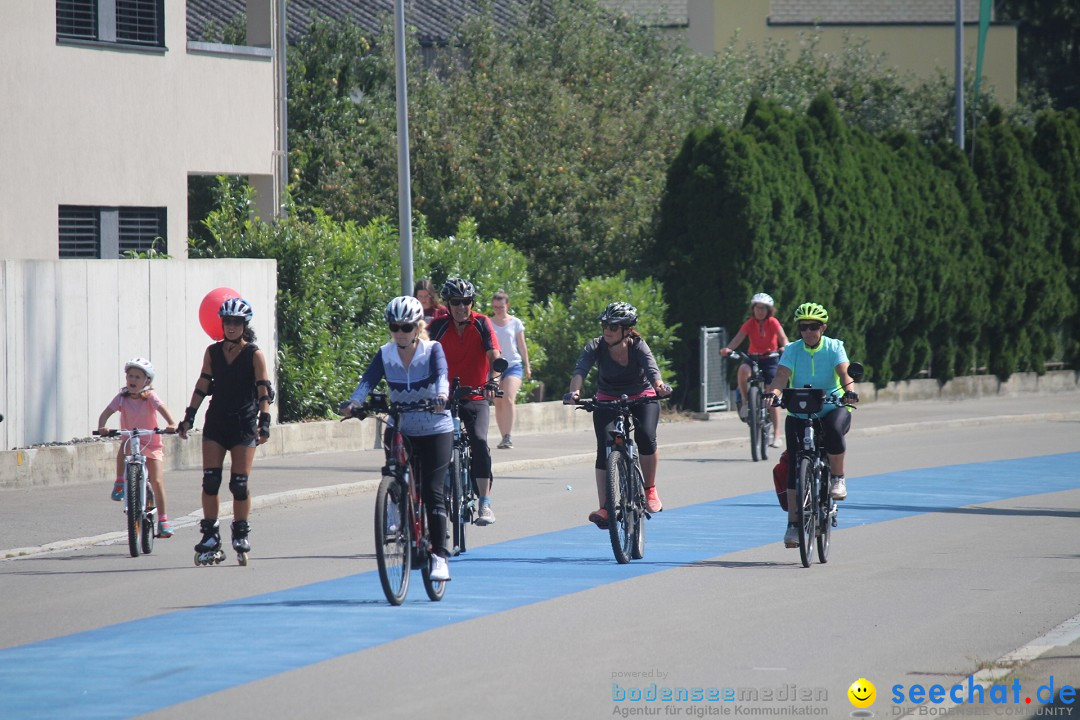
[699,326,730,412]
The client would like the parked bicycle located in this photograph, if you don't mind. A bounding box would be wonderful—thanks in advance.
[93,427,173,558]
[729,351,780,462]
[346,394,446,605]
[574,395,657,564]
[774,362,863,568]
[445,358,507,556]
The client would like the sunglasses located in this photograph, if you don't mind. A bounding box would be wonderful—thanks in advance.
[602,323,624,332]
[449,298,473,307]
[388,323,415,333]
[798,322,823,332]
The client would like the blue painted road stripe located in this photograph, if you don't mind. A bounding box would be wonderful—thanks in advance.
[1,453,1077,719]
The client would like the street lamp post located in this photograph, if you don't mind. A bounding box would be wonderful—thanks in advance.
[393,0,414,296]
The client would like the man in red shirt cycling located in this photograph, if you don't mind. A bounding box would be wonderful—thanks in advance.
[428,278,503,525]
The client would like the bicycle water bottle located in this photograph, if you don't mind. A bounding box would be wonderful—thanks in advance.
[453,415,462,439]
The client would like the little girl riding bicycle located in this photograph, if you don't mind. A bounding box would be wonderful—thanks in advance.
[97,357,177,537]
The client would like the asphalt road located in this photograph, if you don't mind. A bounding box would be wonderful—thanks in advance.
[1,399,1078,720]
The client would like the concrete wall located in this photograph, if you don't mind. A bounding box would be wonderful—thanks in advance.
[3,369,1074,490]
[0,258,277,450]
[0,2,276,259]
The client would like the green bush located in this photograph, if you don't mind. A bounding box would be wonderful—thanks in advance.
[530,272,678,399]
[655,97,1079,399]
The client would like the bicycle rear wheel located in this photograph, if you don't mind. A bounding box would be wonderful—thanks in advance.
[747,387,761,462]
[817,460,833,564]
[420,510,446,602]
[375,475,411,605]
[630,462,646,560]
[605,447,634,564]
[125,464,140,558]
[796,457,817,568]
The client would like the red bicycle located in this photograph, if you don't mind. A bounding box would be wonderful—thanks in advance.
[347,394,445,605]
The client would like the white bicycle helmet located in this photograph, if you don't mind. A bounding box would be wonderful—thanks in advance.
[218,297,254,323]
[124,357,155,384]
[385,295,424,325]
[750,293,774,307]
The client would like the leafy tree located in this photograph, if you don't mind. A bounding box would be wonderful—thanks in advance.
[997,2,1080,110]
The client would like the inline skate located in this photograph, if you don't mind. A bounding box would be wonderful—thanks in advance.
[194,518,226,566]
[231,520,251,566]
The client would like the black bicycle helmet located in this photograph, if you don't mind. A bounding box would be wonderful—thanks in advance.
[598,301,638,326]
[441,277,476,300]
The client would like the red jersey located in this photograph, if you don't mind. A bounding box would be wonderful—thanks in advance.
[428,311,501,398]
[739,316,784,354]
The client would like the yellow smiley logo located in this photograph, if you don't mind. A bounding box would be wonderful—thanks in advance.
[848,678,876,708]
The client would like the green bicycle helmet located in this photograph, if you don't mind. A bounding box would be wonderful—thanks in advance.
[793,302,828,323]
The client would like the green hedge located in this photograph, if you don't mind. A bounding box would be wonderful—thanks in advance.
[191,186,533,421]
[655,96,1077,400]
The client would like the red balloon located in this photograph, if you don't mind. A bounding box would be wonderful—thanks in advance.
[199,287,240,341]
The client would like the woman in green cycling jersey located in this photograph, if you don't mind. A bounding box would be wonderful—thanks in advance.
[764,302,859,549]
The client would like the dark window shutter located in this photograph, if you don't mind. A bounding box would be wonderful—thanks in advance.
[115,0,162,46]
[57,0,97,40]
[118,207,166,254]
[59,206,101,258]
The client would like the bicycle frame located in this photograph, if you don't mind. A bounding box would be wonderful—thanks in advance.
[578,395,654,564]
[95,427,163,557]
[352,394,445,605]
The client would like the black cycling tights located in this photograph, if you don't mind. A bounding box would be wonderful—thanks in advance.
[592,401,660,470]
[785,410,851,489]
[388,430,452,556]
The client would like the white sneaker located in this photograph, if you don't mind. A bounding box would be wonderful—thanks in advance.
[497,434,513,449]
[830,476,847,501]
[784,524,799,548]
[769,435,782,448]
[429,554,450,581]
[476,503,495,526]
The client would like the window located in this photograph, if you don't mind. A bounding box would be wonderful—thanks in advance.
[59,206,166,258]
[57,0,164,48]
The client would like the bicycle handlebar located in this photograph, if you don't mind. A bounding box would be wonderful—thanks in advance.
[341,394,443,421]
[93,428,175,437]
[728,351,781,362]
[572,395,659,413]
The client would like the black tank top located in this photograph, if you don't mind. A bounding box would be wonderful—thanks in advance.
[207,342,259,419]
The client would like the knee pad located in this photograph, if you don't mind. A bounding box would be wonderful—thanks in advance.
[202,468,223,496]
[229,473,250,501]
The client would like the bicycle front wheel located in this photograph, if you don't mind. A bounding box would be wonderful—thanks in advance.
[817,460,833,564]
[125,463,140,558]
[375,475,411,605]
[630,462,646,560]
[449,446,468,556]
[759,404,771,462]
[420,510,446,602]
[747,387,761,462]
[796,457,817,568]
[605,447,634,564]
[140,481,155,555]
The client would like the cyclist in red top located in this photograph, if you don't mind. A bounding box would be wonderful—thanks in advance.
[427,277,502,525]
[720,293,789,447]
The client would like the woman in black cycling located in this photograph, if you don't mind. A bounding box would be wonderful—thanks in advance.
[563,302,672,529]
